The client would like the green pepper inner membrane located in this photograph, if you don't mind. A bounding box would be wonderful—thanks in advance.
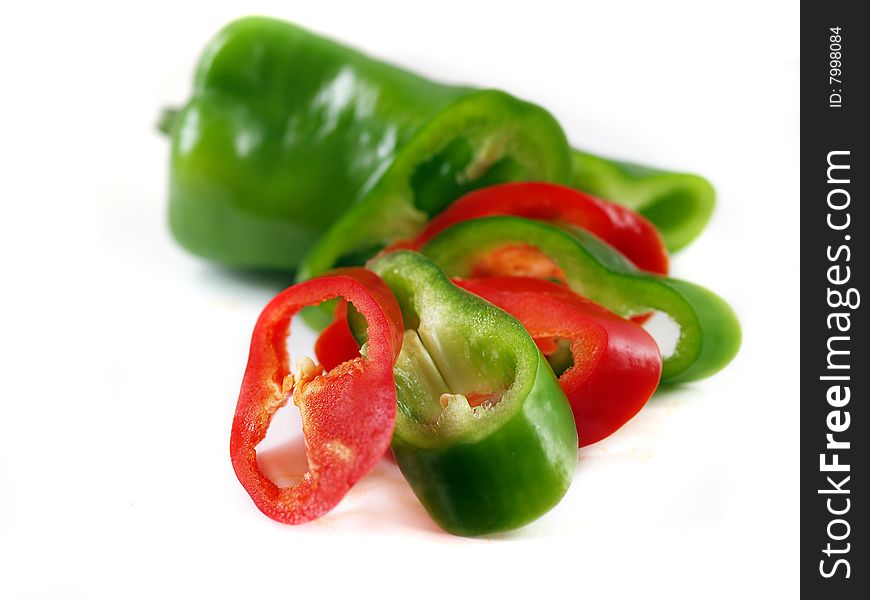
[393,327,509,428]
[410,136,524,218]
[331,135,525,271]
[333,244,385,268]
[348,300,514,416]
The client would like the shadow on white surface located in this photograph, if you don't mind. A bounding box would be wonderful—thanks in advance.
[196,265,296,295]
[256,438,448,536]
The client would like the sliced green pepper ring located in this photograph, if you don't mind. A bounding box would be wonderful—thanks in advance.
[361,250,577,536]
[420,216,740,383]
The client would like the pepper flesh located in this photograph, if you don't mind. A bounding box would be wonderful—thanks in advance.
[230,268,403,524]
[457,277,662,446]
[421,216,740,383]
[365,251,577,536]
[393,182,668,274]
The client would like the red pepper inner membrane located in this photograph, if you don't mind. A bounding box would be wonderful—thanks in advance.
[254,377,310,488]
[257,310,353,487]
[469,243,568,283]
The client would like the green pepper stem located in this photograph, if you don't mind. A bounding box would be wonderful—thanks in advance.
[156,107,180,136]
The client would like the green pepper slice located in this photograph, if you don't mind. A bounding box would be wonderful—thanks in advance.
[363,251,577,536]
[420,217,740,383]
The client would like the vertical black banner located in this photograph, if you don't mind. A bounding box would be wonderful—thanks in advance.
[802,2,867,596]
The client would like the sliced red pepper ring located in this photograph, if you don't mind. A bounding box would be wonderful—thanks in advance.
[390,182,669,275]
[455,276,662,446]
[230,268,403,524]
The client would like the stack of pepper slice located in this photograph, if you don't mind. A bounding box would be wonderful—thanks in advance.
[162,17,741,536]
[228,182,739,536]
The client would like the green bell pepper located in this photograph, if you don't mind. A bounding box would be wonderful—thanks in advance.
[363,250,578,536]
[420,216,741,383]
[162,16,570,273]
[571,150,716,252]
[162,16,714,280]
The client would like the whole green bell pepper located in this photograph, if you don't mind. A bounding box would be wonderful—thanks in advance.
[362,250,578,536]
[162,16,570,273]
[419,216,741,384]
[162,16,714,278]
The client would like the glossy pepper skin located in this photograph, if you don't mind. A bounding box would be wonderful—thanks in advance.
[421,217,741,384]
[164,16,571,275]
[457,277,662,446]
[230,268,404,524]
[364,251,578,536]
[391,181,669,275]
[164,17,714,282]
[571,150,716,252]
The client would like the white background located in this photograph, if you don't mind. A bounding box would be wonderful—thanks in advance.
[0,1,799,597]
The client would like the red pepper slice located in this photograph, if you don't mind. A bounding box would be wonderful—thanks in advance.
[455,276,662,446]
[230,268,403,524]
[392,182,669,274]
